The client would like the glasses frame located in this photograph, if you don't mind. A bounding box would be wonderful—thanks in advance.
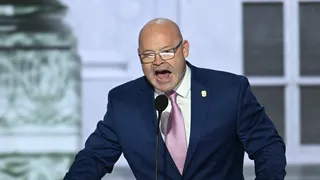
[138,39,183,64]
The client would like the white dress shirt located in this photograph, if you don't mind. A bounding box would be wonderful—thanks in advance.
[154,65,191,146]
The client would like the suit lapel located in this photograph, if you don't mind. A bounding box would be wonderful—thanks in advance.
[137,77,180,175]
[137,81,157,139]
[183,64,210,174]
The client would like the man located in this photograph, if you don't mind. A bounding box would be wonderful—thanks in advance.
[64,18,286,179]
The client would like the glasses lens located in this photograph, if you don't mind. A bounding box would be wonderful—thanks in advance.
[141,54,154,63]
[140,51,175,63]
[160,52,174,60]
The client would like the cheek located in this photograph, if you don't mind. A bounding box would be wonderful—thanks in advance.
[141,65,148,71]
[170,60,184,73]
[142,65,153,75]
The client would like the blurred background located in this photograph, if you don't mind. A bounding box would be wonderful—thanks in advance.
[0,0,319,179]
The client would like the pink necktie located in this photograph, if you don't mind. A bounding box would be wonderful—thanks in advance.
[166,91,187,174]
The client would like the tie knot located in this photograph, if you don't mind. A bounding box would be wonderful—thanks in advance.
[166,91,178,104]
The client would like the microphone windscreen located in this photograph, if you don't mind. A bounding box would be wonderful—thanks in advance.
[154,94,168,112]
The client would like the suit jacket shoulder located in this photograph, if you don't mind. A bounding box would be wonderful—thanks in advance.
[193,66,248,89]
[107,76,149,102]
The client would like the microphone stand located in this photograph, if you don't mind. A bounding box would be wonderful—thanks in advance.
[154,94,168,180]
[155,110,163,180]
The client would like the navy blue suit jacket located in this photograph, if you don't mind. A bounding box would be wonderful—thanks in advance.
[64,62,286,180]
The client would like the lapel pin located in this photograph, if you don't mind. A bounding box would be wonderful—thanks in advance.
[201,90,207,97]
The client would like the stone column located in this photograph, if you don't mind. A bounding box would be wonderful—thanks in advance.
[0,0,81,179]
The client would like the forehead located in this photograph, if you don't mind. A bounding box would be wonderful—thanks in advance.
[139,26,178,51]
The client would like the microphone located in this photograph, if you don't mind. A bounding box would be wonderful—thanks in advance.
[154,94,168,180]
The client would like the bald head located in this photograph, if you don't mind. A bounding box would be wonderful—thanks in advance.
[138,18,182,47]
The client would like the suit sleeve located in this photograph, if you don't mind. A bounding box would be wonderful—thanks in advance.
[63,90,122,180]
[237,76,287,180]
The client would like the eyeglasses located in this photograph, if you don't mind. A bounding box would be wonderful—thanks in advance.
[138,40,183,64]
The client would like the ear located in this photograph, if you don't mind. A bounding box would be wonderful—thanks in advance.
[182,40,189,58]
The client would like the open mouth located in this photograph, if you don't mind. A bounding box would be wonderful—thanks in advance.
[155,69,172,83]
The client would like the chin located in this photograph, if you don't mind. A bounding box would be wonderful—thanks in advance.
[154,83,175,93]
[147,75,176,92]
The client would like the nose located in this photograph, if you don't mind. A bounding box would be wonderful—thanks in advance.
[153,54,164,66]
